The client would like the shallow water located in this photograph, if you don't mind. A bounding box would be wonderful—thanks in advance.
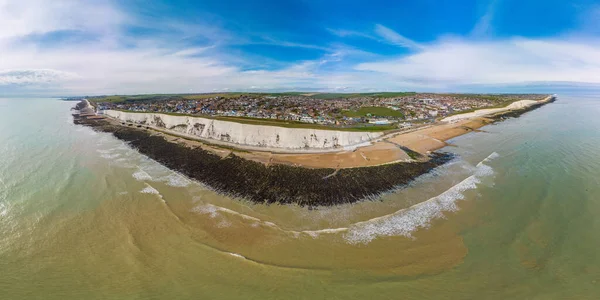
[1,96,599,299]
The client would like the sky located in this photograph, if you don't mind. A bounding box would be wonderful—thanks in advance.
[1,0,600,95]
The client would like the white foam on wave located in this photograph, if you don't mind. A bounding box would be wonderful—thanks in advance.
[132,169,152,181]
[192,204,219,218]
[228,252,246,259]
[162,173,190,187]
[343,152,499,244]
[301,228,348,239]
[190,203,347,238]
[480,151,499,164]
[192,203,265,222]
[185,153,500,244]
[0,203,7,217]
[139,184,166,203]
[140,184,160,195]
[100,153,121,160]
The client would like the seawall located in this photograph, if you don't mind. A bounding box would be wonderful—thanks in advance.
[76,117,452,206]
[104,110,383,152]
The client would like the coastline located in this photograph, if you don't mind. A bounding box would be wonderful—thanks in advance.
[73,95,555,206]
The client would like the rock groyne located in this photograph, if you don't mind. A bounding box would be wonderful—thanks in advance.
[75,116,452,206]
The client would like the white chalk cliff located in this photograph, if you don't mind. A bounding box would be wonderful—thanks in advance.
[104,110,383,151]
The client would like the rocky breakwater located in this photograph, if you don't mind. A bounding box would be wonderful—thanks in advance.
[75,102,452,206]
[104,110,383,152]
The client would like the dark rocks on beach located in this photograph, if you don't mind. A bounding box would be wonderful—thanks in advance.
[76,118,452,206]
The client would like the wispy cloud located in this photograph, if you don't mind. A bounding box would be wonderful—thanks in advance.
[471,0,499,37]
[374,24,424,50]
[327,28,375,39]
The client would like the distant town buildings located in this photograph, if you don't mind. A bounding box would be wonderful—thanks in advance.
[94,93,545,129]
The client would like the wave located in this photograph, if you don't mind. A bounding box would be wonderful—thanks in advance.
[161,173,190,187]
[343,152,499,244]
[132,169,152,181]
[191,203,220,218]
[140,184,160,195]
[188,152,500,244]
[228,252,246,259]
[479,151,499,165]
[192,203,265,224]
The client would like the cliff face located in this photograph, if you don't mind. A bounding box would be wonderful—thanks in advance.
[104,110,383,151]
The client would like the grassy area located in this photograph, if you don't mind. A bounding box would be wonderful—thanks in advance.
[342,106,404,118]
[116,110,395,132]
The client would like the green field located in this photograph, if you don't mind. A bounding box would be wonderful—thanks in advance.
[342,106,404,118]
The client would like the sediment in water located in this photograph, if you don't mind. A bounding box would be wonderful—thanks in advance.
[74,117,452,206]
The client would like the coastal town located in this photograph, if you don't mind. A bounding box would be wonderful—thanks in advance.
[91,93,547,129]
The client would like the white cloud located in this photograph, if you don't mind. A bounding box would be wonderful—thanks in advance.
[471,0,499,37]
[374,24,424,50]
[327,28,375,39]
[355,37,600,86]
[0,0,124,40]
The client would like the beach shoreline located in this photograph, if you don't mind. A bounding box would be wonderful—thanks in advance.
[72,95,555,205]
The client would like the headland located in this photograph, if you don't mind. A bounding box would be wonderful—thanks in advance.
[72,93,556,206]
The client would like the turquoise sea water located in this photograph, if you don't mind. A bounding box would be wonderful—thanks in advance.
[1,96,599,299]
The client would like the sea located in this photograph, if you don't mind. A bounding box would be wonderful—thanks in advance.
[0,95,599,299]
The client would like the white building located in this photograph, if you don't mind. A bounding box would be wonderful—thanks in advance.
[368,118,391,125]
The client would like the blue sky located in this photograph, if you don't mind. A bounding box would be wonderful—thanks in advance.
[1,0,600,95]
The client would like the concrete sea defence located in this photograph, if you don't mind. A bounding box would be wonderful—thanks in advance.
[104,110,383,152]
